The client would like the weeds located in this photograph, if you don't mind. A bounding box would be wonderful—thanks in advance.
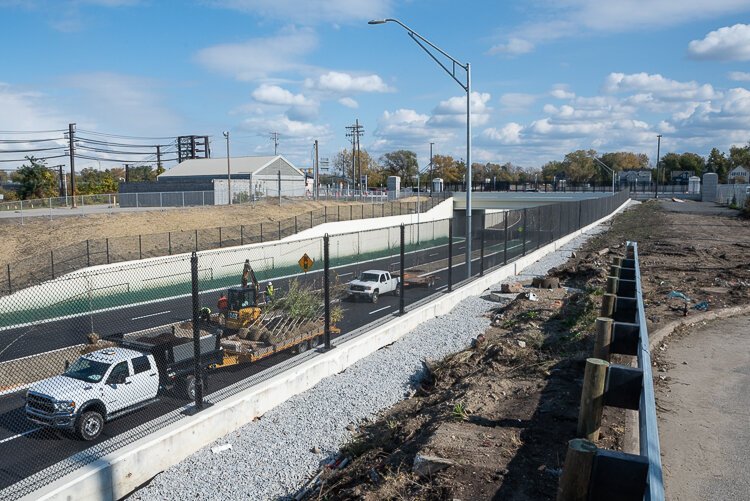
[452,402,469,421]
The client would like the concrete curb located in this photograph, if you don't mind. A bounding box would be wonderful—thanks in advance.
[22,200,630,501]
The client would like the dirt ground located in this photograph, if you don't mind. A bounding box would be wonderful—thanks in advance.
[0,198,409,268]
[302,199,750,500]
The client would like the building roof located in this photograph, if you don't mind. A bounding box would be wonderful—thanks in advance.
[159,155,303,178]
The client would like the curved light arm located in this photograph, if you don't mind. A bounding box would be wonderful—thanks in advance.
[369,18,468,91]
[591,156,614,175]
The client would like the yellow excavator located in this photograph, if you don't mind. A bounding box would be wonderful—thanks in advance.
[222,259,267,331]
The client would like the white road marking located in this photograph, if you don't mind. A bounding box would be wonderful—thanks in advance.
[0,427,42,444]
[369,306,392,315]
[338,272,353,277]
[458,246,465,250]
[429,253,439,257]
[131,310,171,321]
[436,285,448,290]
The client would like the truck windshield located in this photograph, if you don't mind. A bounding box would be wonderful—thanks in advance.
[64,358,111,383]
[359,273,380,282]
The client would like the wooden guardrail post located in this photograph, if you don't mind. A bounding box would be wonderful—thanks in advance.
[606,275,619,294]
[557,438,597,501]
[577,358,609,441]
[593,317,613,361]
[600,293,616,317]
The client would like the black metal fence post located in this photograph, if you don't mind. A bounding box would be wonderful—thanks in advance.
[504,214,509,264]
[139,234,143,260]
[324,206,328,223]
[7,264,11,294]
[323,234,331,350]
[86,240,90,267]
[278,221,281,240]
[480,212,485,276]
[260,222,264,243]
[51,250,55,279]
[399,224,405,315]
[448,220,453,292]
[522,209,527,256]
[190,252,203,409]
[106,238,110,264]
[168,232,172,255]
[219,227,222,248]
[194,229,198,251]
[240,225,244,245]
[295,215,298,234]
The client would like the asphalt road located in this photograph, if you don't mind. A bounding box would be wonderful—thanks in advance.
[0,235,531,491]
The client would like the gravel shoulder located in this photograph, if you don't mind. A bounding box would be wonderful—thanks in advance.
[127,216,611,500]
[654,315,750,501]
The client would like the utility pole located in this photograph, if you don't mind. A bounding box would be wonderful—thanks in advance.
[68,123,77,208]
[57,165,65,198]
[429,142,434,189]
[269,132,280,155]
[314,139,319,200]
[655,134,662,199]
[345,120,365,193]
[223,131,232,205]
[156,145,162,173]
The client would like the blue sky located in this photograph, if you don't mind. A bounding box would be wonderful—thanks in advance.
[1,0,749,174]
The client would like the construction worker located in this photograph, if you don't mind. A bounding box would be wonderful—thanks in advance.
[217,294,228,312]
[266,281,275,302]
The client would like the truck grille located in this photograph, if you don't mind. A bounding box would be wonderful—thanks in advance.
[350,285,365,292]
[27,393,55,414]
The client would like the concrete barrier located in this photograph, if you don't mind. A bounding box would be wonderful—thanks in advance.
[22,199,630,501]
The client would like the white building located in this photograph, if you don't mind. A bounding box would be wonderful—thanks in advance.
[728,166,749,183]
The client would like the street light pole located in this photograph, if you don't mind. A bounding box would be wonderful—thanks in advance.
[591,156,615,194]
[655,134,662,199]
[369,18,472,279]
[223,131,232,205]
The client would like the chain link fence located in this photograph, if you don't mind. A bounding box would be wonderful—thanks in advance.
[0,194,449,296]
[0,190,627,500]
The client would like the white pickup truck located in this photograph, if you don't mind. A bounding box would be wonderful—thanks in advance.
[25,329,223,441]
[346,270,400,303]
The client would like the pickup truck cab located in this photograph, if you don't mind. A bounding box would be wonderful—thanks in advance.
[347,270,400,303]
[26,347,160,441]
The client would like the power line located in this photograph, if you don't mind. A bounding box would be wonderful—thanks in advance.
[0,154,68,163]
[77,128,182,141]
[0,138,64,143]
[76,145,163,156]
[0,146,67,153]
[75,136,171,148]
[0,129,66,134]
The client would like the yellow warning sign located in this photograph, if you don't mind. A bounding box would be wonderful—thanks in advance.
[298,253,314,272]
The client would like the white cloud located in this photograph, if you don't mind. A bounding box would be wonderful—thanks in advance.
[240,114,329,139]
[487,37,534,56]
[305,71,392,93]
[550,87,575,99]
[728,71,750,81]
[0,83,67,133]
[487,1,750,55]
[481,123,524,144]
[195,28,317,81]
[251,84,312,106]
[338,97,358,108]
[604,72,718,101]
[430,92,492,127]
[373,108,455,155]
[688,23,750,61]
[211,0,392,25]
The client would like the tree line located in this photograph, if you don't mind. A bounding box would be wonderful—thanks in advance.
[3,141,748,201]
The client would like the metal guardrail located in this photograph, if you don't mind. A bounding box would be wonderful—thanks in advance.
[559,241,664,501]
[631,241,664,501]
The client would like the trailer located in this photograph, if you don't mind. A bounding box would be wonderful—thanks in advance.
[391,268,438,288]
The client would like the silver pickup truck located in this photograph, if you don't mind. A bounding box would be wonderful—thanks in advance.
[346,270,400,303]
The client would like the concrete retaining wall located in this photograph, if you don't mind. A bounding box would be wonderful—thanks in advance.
[23,198,631,501]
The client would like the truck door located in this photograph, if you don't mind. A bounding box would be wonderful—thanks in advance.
[130,355,159,401]
[100,361,131,413]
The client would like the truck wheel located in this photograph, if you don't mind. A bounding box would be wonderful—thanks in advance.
[310,336,321,348]
[295,340,309,354]
[393,286,400,296]
[77,411,104,441]
[371,290,379,303]
[185,374,208,400]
